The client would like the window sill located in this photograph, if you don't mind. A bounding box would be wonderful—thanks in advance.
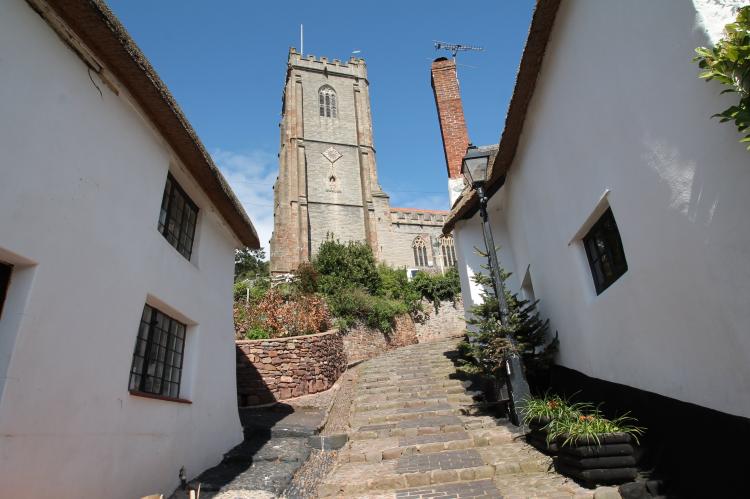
[129,390,192,404]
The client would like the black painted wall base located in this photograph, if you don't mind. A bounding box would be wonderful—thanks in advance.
[549,365,750,497]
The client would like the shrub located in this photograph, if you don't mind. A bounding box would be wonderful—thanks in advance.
[520,393,593,425]
[315,237,380,295]
[233,288,329,339]
[295,262,319,293]
[233,277,270,303]
[694,6,750,149]
[255,289,330,337]
[326,287,408,333]
[457,254,558,386]
[546,411,644,446]
[377,264,422,313]
[411,267,461,311]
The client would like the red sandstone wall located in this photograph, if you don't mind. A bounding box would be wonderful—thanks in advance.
[236,331,346,406]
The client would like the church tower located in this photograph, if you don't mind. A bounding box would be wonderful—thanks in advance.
[270,49,389,275]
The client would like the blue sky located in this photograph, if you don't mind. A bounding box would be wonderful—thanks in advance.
[107,0,535,252]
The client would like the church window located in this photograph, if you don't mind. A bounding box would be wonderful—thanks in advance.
[440,235,457,268]
[319,86,337,118]
[413,236,429,267]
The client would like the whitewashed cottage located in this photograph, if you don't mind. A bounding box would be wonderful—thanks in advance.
[436,0,750,495]
[0,1,258,497]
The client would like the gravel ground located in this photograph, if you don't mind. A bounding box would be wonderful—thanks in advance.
[282,449,338,499]
[321,366,359,435]
[281,366,360,497]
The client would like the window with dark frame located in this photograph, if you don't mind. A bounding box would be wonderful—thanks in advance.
[0,262,12,320]
[583,207,628,295]
[158,174,198,260]
[129,304,186,400]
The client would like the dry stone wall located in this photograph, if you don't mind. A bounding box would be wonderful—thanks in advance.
[342,314,418,365]
[235,303,464,406]
[415,299,466,343]
[236,331,346,406]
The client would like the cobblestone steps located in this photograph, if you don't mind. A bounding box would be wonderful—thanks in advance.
[355,393,475,412]
[319,339,606,498]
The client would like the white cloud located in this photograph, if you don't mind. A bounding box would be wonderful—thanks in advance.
[212,148,276,256]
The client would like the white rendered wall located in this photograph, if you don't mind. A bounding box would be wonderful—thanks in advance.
[455,0,750,418]
[0,2,243,497]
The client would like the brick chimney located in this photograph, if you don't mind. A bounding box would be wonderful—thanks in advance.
[431,57,470,205]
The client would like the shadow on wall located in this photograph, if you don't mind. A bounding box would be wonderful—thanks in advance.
[235,347,276,406]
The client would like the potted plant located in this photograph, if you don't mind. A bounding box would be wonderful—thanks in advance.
[520,394,591,455]
[547,411,644,485]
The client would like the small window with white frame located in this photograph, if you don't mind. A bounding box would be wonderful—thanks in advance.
[582,207,627,294]
[129,304,187,400]
[158,173,198,260]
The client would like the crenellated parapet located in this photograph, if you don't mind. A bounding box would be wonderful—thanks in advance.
[288,47,368,80]
[390,207,449,227]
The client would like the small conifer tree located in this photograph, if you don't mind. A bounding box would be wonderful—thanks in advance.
[457,247,558,393]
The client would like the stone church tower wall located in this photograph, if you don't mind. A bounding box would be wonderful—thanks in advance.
[271,49,454,275]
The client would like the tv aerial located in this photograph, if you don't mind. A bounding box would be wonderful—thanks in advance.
[434,40,484,60]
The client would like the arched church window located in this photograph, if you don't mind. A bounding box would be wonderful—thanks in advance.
[319,86,337,118]
[440,235,457,268]
[413,236,429,267]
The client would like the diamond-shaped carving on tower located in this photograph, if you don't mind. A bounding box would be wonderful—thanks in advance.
[322,147,342,163]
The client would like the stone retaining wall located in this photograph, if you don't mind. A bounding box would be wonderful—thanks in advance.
[342,314,418,365]
[415,299,465,342]
[236,330,346,406]
[236,302,464,406]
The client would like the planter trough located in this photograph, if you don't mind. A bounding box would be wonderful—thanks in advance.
[553,432,638,485]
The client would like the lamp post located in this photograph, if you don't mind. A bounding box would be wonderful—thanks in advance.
[461,144,531,426]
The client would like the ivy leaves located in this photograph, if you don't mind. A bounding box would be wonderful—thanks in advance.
[694,6,750,148]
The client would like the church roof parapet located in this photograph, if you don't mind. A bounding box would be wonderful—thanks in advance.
[288,47,368,80]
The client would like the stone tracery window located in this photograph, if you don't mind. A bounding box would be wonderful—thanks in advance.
[413,236,429,267]
[319,86,337,118]
[440,235,457,268]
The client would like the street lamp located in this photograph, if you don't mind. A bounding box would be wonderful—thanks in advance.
[461,144,531,426]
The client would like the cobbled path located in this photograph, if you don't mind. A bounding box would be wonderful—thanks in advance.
[319,339,600,498]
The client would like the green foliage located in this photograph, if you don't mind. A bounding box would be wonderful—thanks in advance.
[376,264,423,314]
[520,393,593,425]
[314,237,381,295]
[233,277,270,303]
[546,410,644,447]
[325,287,408,334]
[244,326,270,340]
[457,248,558,383]
[295,262,319,294]
[411,267,461,312]
[234,247,269,281]
[694,6,750,148]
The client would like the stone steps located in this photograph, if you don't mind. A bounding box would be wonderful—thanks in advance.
[354,388,472,405]
[354,393,474,413]
[360,378,467,393]
[351,404,458,426]
[319,443,551,497]
[340,427,517,464]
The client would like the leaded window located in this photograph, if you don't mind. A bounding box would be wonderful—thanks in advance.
[319,86,337,118]
[159,174,198,260]
[583,207,628,295]
[441,235,457,268]
[129,304,186,399]
[413,236,429,267]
